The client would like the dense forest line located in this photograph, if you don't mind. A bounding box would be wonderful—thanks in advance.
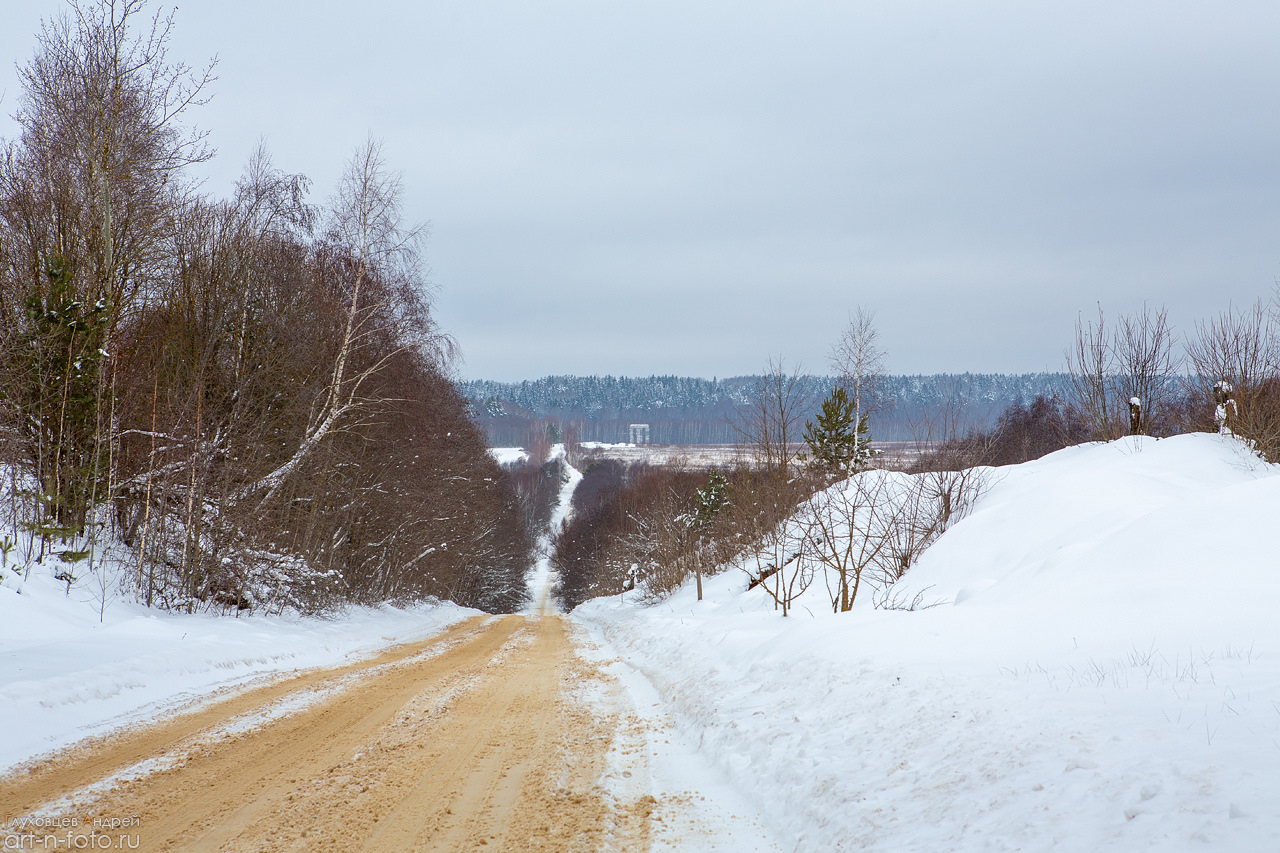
[462,372,1067,445]
[0,1,531,614]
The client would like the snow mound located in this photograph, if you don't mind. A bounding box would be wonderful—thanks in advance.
[895,433,1280,650]
[576,433,1280,851]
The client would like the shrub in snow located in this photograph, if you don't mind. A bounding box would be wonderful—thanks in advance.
[746,464,990,615]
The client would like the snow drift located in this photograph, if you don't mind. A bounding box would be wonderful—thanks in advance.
[575,433,1280,851]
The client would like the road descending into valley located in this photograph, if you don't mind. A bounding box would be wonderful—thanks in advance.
[2,453,778,852]
[0,608,667,852]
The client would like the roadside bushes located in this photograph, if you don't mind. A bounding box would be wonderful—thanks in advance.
[553,460,714,609]
[507,454,567,537]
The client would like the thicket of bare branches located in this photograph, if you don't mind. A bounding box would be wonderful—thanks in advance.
[799,472,893,612]
[1185,298,1280,460]
[552,459,713,608]
[0,1,531,614]
[982,395,1088,466]
[795,465,988,613]
[1064,303,1180,440]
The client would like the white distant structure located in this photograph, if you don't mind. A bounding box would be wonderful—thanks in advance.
[628,423,650,444]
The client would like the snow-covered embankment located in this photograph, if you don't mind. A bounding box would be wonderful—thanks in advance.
[575,434,1280,851]
[0,565,474,772]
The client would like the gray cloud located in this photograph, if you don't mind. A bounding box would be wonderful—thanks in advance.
[3,1,1277,380]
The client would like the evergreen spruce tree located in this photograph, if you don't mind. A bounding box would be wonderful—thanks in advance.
[694,470,729,529]
[803,386,872,478]
[10,253,112,539]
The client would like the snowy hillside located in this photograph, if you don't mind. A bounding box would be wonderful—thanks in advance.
[574,433,1280,851]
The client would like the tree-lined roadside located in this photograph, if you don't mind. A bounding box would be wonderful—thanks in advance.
[0,0,531,614]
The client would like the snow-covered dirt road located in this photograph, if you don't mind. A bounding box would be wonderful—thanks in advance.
[7,615,597,849]
[2,443,779,851]
[2,609,776,853]
[0,615,612,850]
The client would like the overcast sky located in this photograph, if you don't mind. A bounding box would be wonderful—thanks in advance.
[3,1,1278,381]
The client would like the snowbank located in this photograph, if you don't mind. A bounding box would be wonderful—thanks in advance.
[0,568,475,772]
[575,434,1280,851]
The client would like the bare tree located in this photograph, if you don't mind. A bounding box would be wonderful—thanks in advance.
[801,471,895,612]
[247,138,446,511]
[0,0,213,553]
[730,357,819,615]
[829,306,888,441]
[745,500,811,617]
[1065,305,1120,440]
[1064,303,1178,440]
[734,357,813,481]
[1115,303,1178,435]
[9,0,215,309]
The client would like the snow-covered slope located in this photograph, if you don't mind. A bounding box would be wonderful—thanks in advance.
[575,434,1280,851]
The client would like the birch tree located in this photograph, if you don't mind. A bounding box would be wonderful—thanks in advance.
[830,307,887,452]
[247,138,441,511]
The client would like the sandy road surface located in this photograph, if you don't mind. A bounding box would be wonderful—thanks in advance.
[1,612,651,852]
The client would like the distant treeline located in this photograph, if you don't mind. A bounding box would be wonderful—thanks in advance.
[461,373,1067,445]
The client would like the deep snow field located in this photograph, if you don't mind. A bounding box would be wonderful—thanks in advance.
[574,433,1280,851]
